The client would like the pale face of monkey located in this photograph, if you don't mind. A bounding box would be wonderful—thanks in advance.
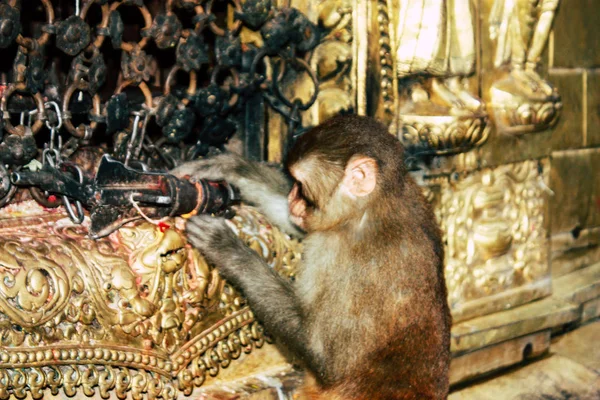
[287,156,378,233]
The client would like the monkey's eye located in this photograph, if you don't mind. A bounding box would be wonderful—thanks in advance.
[297,182,316,208]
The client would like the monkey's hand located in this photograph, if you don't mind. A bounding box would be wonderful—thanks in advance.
[185,214,250,277]
[173,153,303,238]
[186,214,309,363]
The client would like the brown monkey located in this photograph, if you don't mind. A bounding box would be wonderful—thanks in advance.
[174,115,451,400]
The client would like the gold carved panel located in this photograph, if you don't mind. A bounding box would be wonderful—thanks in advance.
[425,159,552,322]
[0,204,299,399]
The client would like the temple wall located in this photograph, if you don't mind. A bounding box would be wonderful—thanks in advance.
[546,1,600,278]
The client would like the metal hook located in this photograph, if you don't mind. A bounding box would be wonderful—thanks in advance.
[44,101,63,131]
[42,148,61,167]
[124,113,142,167]
[20,108,38,128]
[62,164,85,224]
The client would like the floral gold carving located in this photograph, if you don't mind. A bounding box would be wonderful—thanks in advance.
[0,204,301,399]
[401,115,490,156]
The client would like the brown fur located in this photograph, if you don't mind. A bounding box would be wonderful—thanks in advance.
[286,116,451,399]
[182,115,451,400]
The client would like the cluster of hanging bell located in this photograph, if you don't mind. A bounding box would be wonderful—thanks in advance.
[0,0,321,213]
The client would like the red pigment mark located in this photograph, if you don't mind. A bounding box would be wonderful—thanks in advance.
[48,195,57,203]
[158,222,170,232]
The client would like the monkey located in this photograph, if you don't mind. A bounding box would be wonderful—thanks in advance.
[173,115,451,400]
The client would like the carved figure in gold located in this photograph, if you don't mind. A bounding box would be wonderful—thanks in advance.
[0,205,299,399]
[472,172,513,261]
[488,0,561,133]
[392,0,490,155]
[115,223,222,331]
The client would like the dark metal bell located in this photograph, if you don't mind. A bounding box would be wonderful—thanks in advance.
[215,33,243,68]
[192,85,226,117]
[0,135,38,166]
[0,4,21,48]
[56,16,91,56]
[162,108,196,143]
[176,34,210,72]
[105,93,130,134]
[108,10,124,49]
[88,54,107,94]
[197,116,237,146]
[26,52,46,93]
[121,47,153,83]
[148,13,182,49]
[235,0,272,30]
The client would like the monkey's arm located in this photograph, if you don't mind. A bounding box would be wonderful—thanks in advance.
[172,153,303,237]
[186,215,319,370]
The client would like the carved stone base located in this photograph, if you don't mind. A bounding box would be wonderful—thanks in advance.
[450,296,579,354]
[553,262,600,323]
[451,278,552,323]
[449,354,600,399]
[450,330,551,385]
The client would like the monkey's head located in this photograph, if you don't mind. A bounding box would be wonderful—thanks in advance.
[285,115,406,232]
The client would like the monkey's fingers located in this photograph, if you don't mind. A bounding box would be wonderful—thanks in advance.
[171,153,246,182]
[185,215,215,250]
[186,214,242,263]
[171,160,227,181]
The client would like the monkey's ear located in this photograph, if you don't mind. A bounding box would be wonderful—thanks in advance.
[342,156,377,197]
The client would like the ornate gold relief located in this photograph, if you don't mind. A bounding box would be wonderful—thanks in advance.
[0,204,300,399]
[369,0,490,155]
[311,0,356,123]
[427,159,551,322]
[488,0,562,134]
[367,0,398,129]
